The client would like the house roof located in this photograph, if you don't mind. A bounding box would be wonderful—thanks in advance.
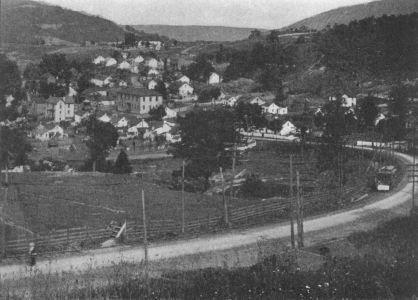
[114,88,162,97]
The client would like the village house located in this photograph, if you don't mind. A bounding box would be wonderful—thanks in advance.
[93,56,106,65]
[98,113,111,123]
[224,96,240,107]
[119,80,128,87]
[105,57,117,67]
[147,58,159,69]
[118,61,131,70]
[33,124,64,141]
[148,68,160,77]
[208,72,221,85]
[134,55,144,64]
[178,75,190,84]
[116,88,163,115]
[130,65,139,74]
[264,103,288,115]
[90,78,105,87]
[250,96,266,106]
[280,121,297,136]
[178,83,194,98]
[329,94,357,107]
[148,79,158,90]
[46,96,75,123]
[127,119,149,137]
[163,107,177,119]
[149,41,162,51]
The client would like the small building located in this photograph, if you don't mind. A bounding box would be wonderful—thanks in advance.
[178,83,194,98]
[280,121,297,136]
[147,58,159,69]
[163,107,177,119]
[208,72,221,85]
[105,57,117,67]
[148,69,160,77]
[93,56,106,65]
[178,75,190,84]
[90,78,105,87]
[148,79,158,90]
[134,55,144,64]
[98,113,111,123]
[119,80,128,87]
[250,96,266,106]
[34,124,64,141]
[265,103,288,115]
[118,61,131,70]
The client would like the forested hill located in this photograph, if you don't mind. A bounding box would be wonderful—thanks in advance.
[0,0,126,44]
[285,0,418,31]
[130,25,266,42]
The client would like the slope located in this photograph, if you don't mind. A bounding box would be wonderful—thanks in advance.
[285,0,418,31]
[0,0,126,44]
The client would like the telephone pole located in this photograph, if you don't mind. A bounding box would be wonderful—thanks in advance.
[296,171,304,248]
[181,160,185,233]
[219,167,228,225]
[412,126,416,213]
[289,155,295,248]
[140,173,148,287]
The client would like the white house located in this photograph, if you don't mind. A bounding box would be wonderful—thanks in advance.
[134,55,144,64]
[104,76,113,86]
[34,124,64,141]
[68,86,78,97]
[148,69,160,77]
[266,103,288,115]
[178,75,190,84]
[178,83,194,98]
[150,41,162,51]
[46,96,75,123]
[250,97,266,106]
[148,79,158,90]
[118,61,131,70]
[163,107,177,119]
[115,117,129,128]
[130,65,139,74]
[224,96,239,107]
[105,57,117,67]
[280,121,297,136]
[119,80,128,87]
[121,52,128,59]
[127,119,149,137]
[90,78,104,87]
[208,72,221,85]
[93,56,106,65]
[147,58,159,69]
[98,113,111,123]
[154,121,173,135]
[342,94,357,107]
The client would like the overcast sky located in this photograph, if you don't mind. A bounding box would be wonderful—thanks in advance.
[43,0,376,29]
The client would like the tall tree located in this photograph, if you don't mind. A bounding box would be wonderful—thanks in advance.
[0,55,23,121]
[0,126,32,170]
[170,108,236,180]
[358,97,378,129]
[85,116,119,172]
[113,150,132,174]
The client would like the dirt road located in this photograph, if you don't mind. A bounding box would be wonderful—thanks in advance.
[0,151,414,281]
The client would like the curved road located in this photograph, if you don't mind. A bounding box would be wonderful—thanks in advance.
[0,150,415,281]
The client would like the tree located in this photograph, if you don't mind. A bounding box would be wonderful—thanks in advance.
[149,105,166,121]
[248,29,262,40]
[358,97,378,128]
[198,87,221,103]
[186,55,215,82]
[155,81,168,100]
[39,54,70,82]
[234,102,265,130]
[389,85,408,138]
[0,55,23,121]
[169,109,236,180]
[85,116,119,172]
[113,150,132,174]
[0,126,32,170]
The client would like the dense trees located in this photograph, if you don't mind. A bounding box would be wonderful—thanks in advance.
[357,97,379,129]
[198,87,221,103]
[234,102,265,130]
[318,13,418,81]
[169,109,236,180]
[0,126,32,169]
[185,54,215,82]
[148,105,166,121]
[85,116,119,172]
[0,55,24,121]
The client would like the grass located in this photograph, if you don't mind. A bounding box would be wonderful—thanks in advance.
[3,213,416,299]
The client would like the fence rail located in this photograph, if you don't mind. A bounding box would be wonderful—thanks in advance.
[3,183,367,258]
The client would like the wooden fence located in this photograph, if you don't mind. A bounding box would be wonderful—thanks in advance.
[3,184,368,258]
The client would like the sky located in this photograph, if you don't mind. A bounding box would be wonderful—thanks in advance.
[42,0,376,29]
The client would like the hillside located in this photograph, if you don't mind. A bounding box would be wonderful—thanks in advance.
[130,25,266,42]
[285,0,418,31]
[0,0,126,45]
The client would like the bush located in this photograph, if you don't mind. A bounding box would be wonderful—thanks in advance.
[113,150,132,174]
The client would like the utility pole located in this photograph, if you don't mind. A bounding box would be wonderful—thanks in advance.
[289,155,295,248]
[181,160,185,233]
[219,167,228,226]
[229,144,237,203]
[412,126,416,212]
[140,173,148,288]
[296,171,304,248]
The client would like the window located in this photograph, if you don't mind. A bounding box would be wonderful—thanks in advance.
[142,105,145,110]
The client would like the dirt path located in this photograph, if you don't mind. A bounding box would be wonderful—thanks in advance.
[0,151,414,281]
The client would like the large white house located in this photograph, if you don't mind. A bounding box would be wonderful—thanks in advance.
[134,55,144,64]
[46,96,75,123]
[148,79,158,90]
[178,83,194,98]
[105,57,117,67]
[208,72,221,85]
[118,61,131,70]
[250,97,266,106]
[34,124,64,141]
[98,113,111,123]
[147,58,159,69]
[164,107,177,119]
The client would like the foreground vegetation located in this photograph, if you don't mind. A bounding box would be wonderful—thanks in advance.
[4,213,416,299]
